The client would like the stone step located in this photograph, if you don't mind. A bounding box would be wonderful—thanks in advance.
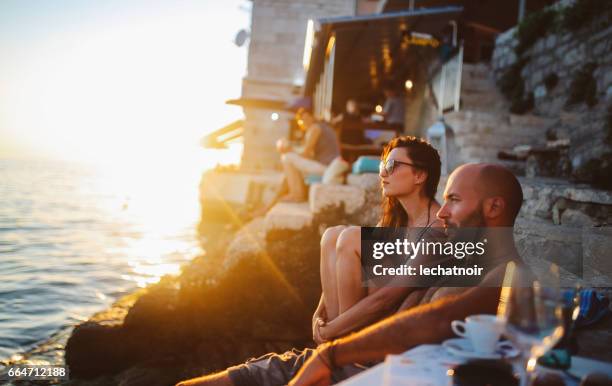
[309,183,366,216]
[447,110,553,131]
[461,79,497,93]
[460,91,509,112]
[509,114,555,129]
[446,108,553,167]
[446,110,508,127]
[264,202,313,233]
[449,119,548,139]
[462,62,494,78]
[519,177,612,225]
[454,132,544,145]
[462,70,496,84]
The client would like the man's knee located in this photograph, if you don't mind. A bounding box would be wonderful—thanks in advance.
[280,152,296,166]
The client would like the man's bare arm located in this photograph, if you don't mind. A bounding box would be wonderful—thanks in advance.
[321,287,412,339]
[331,285,501,365]
[300,124,321,159]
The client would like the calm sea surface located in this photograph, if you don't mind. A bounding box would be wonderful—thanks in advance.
[0,157,210,362]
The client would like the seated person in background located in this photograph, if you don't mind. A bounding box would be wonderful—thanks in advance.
[381,83,405,131]
[176,163,525,386]
[331,99,369,145]
[275,107,340,203]
[313,136,442,344]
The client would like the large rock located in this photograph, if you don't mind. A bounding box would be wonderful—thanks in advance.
[66,217,324,382]
[309,183,365,216]
[65,290,147,379]
[224,217,267,270]
[347,173,380,193]
[347,174,383,226]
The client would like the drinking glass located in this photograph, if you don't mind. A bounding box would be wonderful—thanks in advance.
[497,262,565,386]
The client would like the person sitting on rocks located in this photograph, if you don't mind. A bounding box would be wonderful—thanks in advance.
[312,136,443,345]
[380,83,405,131]
[175,163,525,386]
[276,107,340,202]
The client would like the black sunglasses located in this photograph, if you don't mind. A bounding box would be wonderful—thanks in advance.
[379,159,423,175]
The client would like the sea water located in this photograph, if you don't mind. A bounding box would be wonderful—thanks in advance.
[0,158,205,362]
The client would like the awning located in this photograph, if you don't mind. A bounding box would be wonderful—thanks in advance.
[304,6,463,103]
[380,0,553,33]
[226,97,288,111]
[201,119,244,149]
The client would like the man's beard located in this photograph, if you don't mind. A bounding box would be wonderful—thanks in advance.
[444,202,486,229]
[443,203,487,242]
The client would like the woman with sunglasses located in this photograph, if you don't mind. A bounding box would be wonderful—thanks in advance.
[312,136,442,344]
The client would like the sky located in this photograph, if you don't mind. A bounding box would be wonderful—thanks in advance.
[0,0,250,165]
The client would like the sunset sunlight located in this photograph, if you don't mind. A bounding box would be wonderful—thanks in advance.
[3,1,612,385]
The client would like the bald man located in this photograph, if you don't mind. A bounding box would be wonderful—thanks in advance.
[287,163,525,386]
[177,163,524,386]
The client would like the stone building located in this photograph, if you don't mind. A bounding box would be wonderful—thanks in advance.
[238,0,363,171]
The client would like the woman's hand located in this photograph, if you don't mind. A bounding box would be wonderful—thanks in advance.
[312,296,328,344]
[313,317,328,345]
[319,323,333,342]
[276,138,291,153]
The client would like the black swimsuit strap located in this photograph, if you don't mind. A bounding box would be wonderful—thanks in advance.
[415,199,434,241]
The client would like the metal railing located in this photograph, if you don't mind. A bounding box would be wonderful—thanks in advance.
[431,44,463,114]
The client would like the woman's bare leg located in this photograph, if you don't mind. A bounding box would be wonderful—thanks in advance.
[319,225,346,321]
[335,226,367,314]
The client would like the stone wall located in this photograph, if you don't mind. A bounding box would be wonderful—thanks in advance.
[491,1,612,189]
[492,2,612,189]
[241,0,356,170]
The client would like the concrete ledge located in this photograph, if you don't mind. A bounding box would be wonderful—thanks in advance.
[264,202,313,233]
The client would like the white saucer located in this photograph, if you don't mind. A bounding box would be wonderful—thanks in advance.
[566,356,612,379]
[442,338,520,360]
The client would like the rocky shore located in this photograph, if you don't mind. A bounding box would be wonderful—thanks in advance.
[47,172,612,385]
[61,204,364,386]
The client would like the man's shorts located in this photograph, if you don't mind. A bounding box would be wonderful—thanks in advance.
[281,152,327,175]
[227,348,366,386]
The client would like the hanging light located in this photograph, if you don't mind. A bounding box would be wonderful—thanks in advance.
[271,112,279,121]
[405,80,413,90]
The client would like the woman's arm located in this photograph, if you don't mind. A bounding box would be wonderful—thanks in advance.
[319,286,412,340]
[312,295,327,344]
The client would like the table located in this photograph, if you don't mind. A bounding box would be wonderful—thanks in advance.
[338,344,612,385]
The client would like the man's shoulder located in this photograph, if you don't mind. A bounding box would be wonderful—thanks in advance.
[308,123,323,133]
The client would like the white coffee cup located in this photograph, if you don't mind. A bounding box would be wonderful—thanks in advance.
[451,314,505,354]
